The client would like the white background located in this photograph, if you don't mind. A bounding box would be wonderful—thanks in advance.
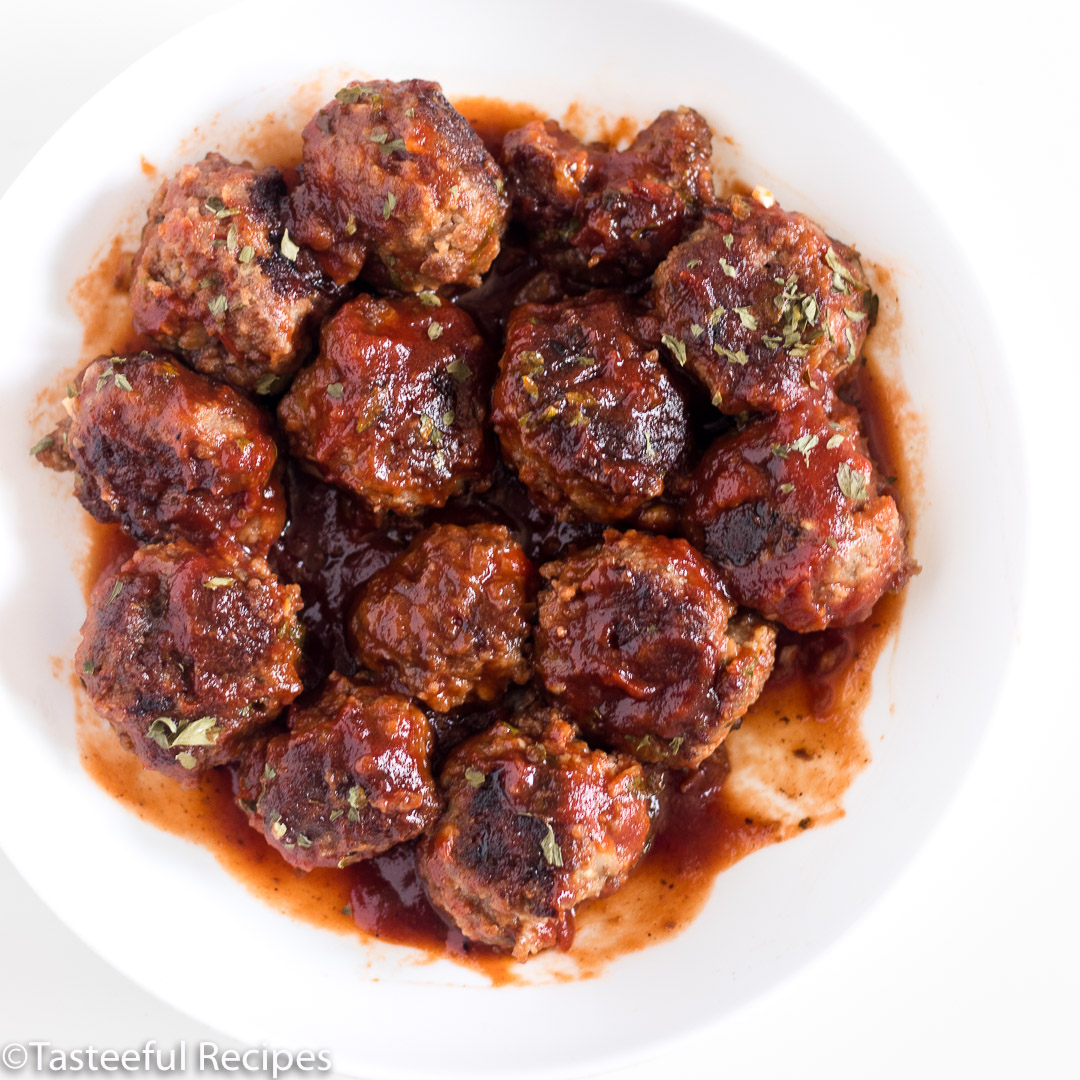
[1,1,1077,1078]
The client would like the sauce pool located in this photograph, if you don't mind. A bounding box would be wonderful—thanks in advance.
[65,92,915,985]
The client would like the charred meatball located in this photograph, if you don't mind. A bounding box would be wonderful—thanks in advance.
[76,542,303,783]
[535,529,770,768]
[492,293,691,523]
[235,674,441,870]
[416,708,656,960]
[683,394,915,632]
[130,153,332,393]
[277,294,493,517]
[502,108,714,286]
[289,79,509,290]
[57,352,284,553]
[651,194,874,414]
[351,523,535,712]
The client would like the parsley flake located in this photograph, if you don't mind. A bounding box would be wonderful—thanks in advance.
[29,434,55,456]
[382,191,397,219]
[464,767,486,789]
[280,228,300,262]
[661,333,687,366]
[539,821,563,867]
[837,462,868,501]
[326,382,345,400]
[427,321,443,340]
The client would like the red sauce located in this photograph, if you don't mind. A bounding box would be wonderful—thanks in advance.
[63,93,917,984]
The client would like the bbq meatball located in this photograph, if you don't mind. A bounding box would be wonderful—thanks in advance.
[651,193,874,414]
[350,523,535,712]
[130,153,332,393]
[502,108,714,286]
[289,79,509,290]
[534,529,767,768]
[683,394,915,632]
[491,293,691,522]
[235,673,441,870]
[76,542,304,783]
[277,294,493,518]
[416,708,656,960]
[62,352,284,553]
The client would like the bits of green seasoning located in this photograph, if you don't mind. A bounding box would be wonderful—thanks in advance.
[734,306,758,330]
[644,430,657,462]
[176,751,198,771]
[539,822,563,867]
[669,736,685,754]
[771,443,789,459]
[280,228,300,262]
[686,258,702,268]
[418,291,441,307]
[718,256,738,278]
[690,323,705,338]
[446,359,472,383]
[464,767,486,789]
[825,537,838,551]
[170,717,220,748]
[326,382,345,399]
[255,373,281,395]
[723,233,734,249]
[104,579,124,607]
[347,785,368,811]
[790,432,819,464]
[226,223,238,253]
[208,293,228,318]
[382,191,397,219]
[204,196,238,219]
[238,245,255,263]
[711,389,723,407]
[204,576,235,590]
[779,482,795,494]
[661,333,687,366]
[427,321,443,340]
[344,214,358,236]
[844,307,867,322]
[845,326,858,364]
[707,304,726,327]
[827,433,844,450]
[81,660,95,675]
[837,461,868,502]
[29,434,55,456]
[713,344,749,366]
[335,85,378,105]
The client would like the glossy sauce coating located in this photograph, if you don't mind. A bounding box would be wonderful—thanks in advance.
[416,709,656,960]
[289,79,509,290]
[56,95,917,981]
[651,195,873,413]
[535,529,774,768]
[684,393,914,631]
[502,108,714,285]
[75,541,303,784]
[130,152,333,393]
[60,351,285,554]
[235,673,441,871]
[278,294,494,517]
[492,292,690,522]
[351,523,536,712]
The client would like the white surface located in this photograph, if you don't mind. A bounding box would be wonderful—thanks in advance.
[0,2,1076,1079]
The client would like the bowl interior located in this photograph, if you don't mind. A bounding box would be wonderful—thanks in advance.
[0,1,1025,1077]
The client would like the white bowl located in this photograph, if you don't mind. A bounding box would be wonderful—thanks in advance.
[0,1,1026,1076]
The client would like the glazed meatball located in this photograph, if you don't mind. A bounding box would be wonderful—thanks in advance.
[535,529,768,768]
[651,194,874,414]
[416,708,656,960]
[351,523,535,712]
[289,79,509,290]
[235,673,441,871]
[130,153,332,393]
[277,294,493,518]
[61,352,284,553]
[75,542,304,783]
[502,108,714,286]
[492,293,691,522]
[683,394,915,632]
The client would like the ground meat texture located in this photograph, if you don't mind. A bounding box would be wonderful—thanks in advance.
[289,79,509,291]
[350,523,535,712]
[491,293,691,522]
[75,542,304,783]
[535,529,758,768]
[683,394,915,632]
[130,153,332,394]
[277,294,493,517]
[501,108,714,286]
[416,710,655,960]
[235,674,441,871]
[62,352,285,554]
[650,194,874,414]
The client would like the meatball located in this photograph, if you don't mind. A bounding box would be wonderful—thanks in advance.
[235,674,441,870]
[502,108,714,285]
[534,529,768,768]
[130,153,332,393]
[61,351,284,553]
[491,293,691,523]
[277,294,493,518]
[289,79,509,290]
[75,542,304,783]
[416,708,656,960]
[651,193,875,414]
[683,394,915,632]
[350,523,535,712]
